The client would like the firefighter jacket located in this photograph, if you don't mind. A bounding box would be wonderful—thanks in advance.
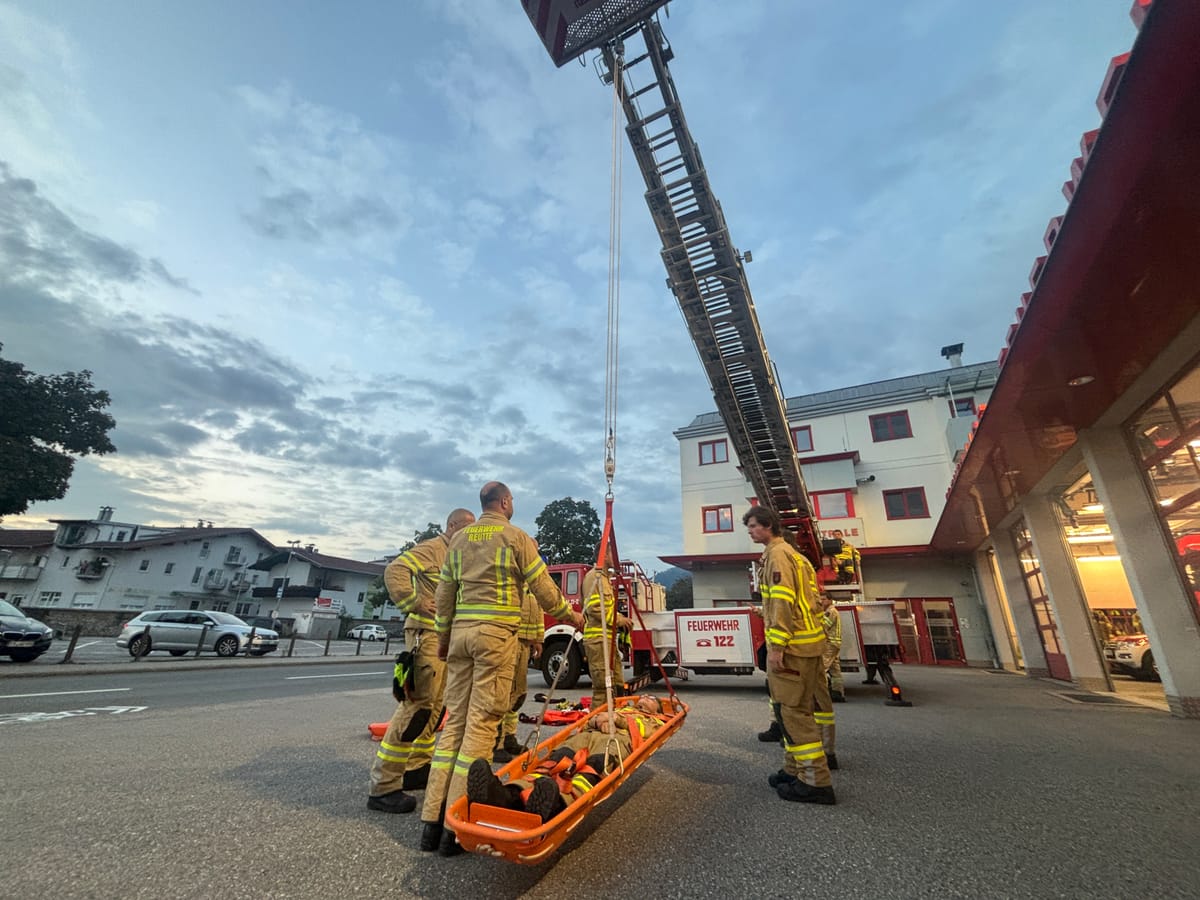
[581,568,623,643]
[384,533,450,632]
[821,606,842,646]
[833,542,861,583]
[759,536,826,659]
[434,511,571,634]
[517,589,545,645]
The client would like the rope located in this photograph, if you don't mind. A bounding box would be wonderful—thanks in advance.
[603,46,623,500]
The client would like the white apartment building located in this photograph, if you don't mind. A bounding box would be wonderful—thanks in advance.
[664,357,1000,667]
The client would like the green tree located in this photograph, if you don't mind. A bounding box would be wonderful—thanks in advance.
[399,522,442,554]
[534,497,602,564]
[0,345,117,517]
[665,576,694,610]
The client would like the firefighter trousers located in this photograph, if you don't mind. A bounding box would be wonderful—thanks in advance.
[768,657,832,788]
[420,622,517,827]
[500,641,532,743]
[369,628,445,796]
[822,642,844,695]
[813,657,836,756]
[584,637,624,711]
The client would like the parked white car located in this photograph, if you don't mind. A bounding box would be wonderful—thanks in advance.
[1104,634,1159,681]
[348,623,390,641]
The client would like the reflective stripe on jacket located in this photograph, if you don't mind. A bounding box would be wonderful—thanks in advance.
[434,511,571,633]
[517,589,545,643]
[821,607,842,644]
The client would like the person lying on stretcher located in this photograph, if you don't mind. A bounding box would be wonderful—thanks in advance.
[466,695,668,822]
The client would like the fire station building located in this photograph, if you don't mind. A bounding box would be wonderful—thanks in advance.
[667,0,1200,718]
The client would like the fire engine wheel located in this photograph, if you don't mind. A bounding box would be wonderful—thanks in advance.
[541,641,582,689]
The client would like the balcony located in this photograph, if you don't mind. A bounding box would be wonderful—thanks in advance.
[75,559,108,580]
[223,548,244,566]
[202,570,228,591]
[0,564,42,581]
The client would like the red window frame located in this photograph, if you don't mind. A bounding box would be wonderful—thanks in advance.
[870,409,913,442]
[701,505,734,533]
[949,397,976,417]
[812,490,854,519]
[882,487,930,520]
[791,425,813,453]
[698,439,729,466]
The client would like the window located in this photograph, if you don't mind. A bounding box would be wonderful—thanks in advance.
[11,595,25,606]
[702,505,734,533]
[870,410,913,442]
[61,556,71,568]
[812,490,853,519]
[791,426,813,453]
[949,397,976,417]
[71,593,97,608]
[139,559,150,571]
[698,439,729,466]
[164,562,175,574]
[565,569,580,597]
[235,602,253,616]
[38,591,63,606]
[211,600,229,612]
[119,598,147,611]
[883,487,930,520]
[200,541,211,559]
[116,530,127,541]
[191,566,203,584]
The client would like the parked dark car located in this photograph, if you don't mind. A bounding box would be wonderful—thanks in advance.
[0,599,54,663]
[116,610,278,658]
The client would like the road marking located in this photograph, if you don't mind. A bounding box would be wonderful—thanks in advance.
[0,687,132,700]
[0,705,147,725]
[285,672,387,680]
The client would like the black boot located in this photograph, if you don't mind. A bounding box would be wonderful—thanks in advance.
[831,690,846,703]
[776,781,836,805]
[467,758,517,810]
[826,753,839,771]
[501,734,524,756]
[418,822,443,852]
[525,777,566,823]
[757,721,782,743]
[767,769,796,788]
[438,829,464,857]
[402,764,430,791]
[367,790,416,814]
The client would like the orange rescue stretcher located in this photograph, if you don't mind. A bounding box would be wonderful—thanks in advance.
[444,694,688,864]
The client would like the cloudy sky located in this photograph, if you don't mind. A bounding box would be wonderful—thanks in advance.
[0,0,1135,567]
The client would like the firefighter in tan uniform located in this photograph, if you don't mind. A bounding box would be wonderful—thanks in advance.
[368,508,475,814]
[743,505,835,805]
[819,592,845,702]
[419,482,584,856]
[494,588,544,762]
[581,566,632,711]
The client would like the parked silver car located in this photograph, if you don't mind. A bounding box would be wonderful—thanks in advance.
[116,610,279,658]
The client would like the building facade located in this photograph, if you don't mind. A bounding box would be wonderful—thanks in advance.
[666,359,1000,667]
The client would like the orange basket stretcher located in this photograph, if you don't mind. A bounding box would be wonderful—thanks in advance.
[444,694,688,864]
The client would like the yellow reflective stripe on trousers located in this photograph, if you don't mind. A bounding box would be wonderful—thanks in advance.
[785,740,825,761]
[376,740,411,764]
[430,747,455,773]
[452,755,477,778]
[813,711,835,725]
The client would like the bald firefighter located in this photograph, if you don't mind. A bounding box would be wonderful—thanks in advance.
[419,481,585,856]
[494,588,544,763]
[744,505,835,805]
[368,507,475,814]
[581,566,632,711]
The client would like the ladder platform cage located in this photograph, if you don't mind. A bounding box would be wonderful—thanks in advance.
[445,694,688,864]
[523,0,670,67]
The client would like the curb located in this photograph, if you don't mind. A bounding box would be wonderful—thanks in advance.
[0,652,391,680]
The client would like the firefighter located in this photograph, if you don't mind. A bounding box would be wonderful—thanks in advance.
[418,481,585,857]
[831,530,861,585]
[368,507,475,814]
[494,588,544,763]
[818,592,845,703]
[743,505,835,805]
[581,566,632,711]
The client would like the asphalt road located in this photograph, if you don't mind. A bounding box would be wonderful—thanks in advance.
[2,665,1198,899]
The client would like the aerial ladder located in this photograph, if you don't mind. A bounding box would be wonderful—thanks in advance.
[523,0,822,563]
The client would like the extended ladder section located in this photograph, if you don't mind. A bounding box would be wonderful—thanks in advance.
[602,22,821,561]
